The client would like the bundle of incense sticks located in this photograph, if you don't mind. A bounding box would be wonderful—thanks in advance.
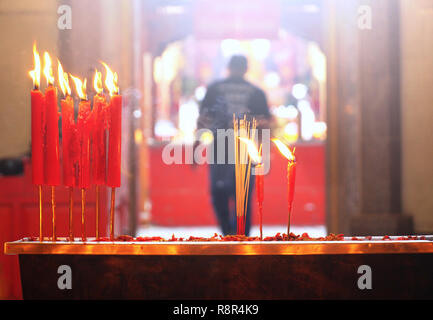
[233,115,257,235]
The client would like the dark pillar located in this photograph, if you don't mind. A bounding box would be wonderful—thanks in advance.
[326,0,413,235]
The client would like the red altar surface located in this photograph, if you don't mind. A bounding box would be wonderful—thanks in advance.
[0,159,108,299]
[150,142,325,226]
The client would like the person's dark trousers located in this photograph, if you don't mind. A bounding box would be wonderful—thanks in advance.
[209,163,255,236]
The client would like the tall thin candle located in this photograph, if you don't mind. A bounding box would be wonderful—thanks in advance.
[272,139,297,236]
[71,75,91,241]
[29,44,44,241]
[92,69,107,240]
[43,52,60,241]
[59,61,75,241]
[102,62,121,240]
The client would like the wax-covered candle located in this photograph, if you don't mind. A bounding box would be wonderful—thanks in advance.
[77,99,91,189]
[92,70,108,185]
[59,62,76,187]
[272,139,296,235]
[107,94,122,188]
[70,75,91,189]
[43,52,60,186]
[30,89,45,185]
[102,62,122,188]
[29,45,45,185]
[61,95,75,186]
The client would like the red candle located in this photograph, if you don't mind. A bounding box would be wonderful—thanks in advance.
[59,62,76,187]
[30,89,45,185]
[77,99,92,189]
[92,70,108,185]
[272,139,297,236]
[29,45,45,185]
[287,160,297,235]
[107,94,122,188]
[256,163,264,239]
[61,95,75,186]
[71,75,92,189]
[43,52,61,186]
[102,62,121,240]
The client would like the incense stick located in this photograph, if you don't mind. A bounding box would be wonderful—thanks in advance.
[233,115,256,235]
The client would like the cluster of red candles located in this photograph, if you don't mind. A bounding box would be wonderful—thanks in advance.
[29,44,122,242]
[242,138,296,239]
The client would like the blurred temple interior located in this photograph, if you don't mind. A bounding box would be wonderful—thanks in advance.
[0,0,433,299]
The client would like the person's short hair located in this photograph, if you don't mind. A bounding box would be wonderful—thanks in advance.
[228,55,248,74]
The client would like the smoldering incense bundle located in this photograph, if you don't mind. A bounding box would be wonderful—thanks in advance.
[233,115,257,235]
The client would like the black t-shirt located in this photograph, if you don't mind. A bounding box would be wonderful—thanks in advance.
[198,76,270,131]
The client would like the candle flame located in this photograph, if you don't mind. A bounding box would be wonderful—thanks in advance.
[43,52,54,85]
[93,69,103,95]
[58,61,71,96]
[70,74,87,100]
[272,139,295,162]
[239,137,262,164]
[29,43,41,89]
[100,61,119,96]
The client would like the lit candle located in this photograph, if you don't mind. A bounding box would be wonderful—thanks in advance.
[102,62,121,241]
[92,69,107,186]
[59,62,75,187]
[71,74,91,241]
[59,61,75,241]
[43,52,60,241]
[92,69,107,240]
[272,139,296,236]
[29,44,44,241]
[43,52,61,187]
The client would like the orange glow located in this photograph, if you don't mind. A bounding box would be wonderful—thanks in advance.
[272,139,295,162]
[100,61,119,96]
[58,61,71,96]
[93,69,103,95]
[43,52,54,85]
[70,74,87,100]
[29,43,41,89]
[239,137,262,164]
